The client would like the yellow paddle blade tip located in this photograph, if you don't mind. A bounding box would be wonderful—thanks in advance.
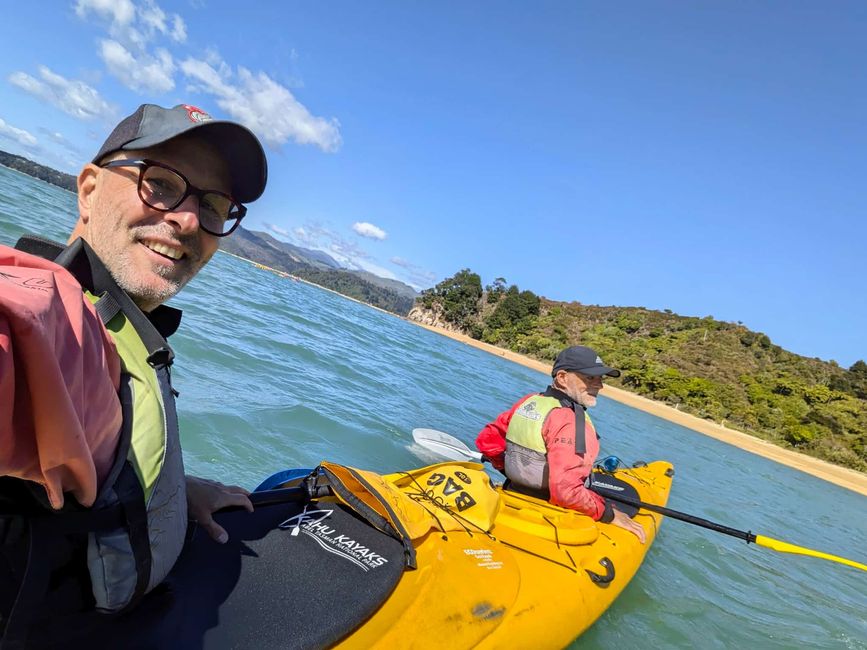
[754,535,867,573]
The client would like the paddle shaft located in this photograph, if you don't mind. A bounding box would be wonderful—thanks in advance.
[594,489,755,543]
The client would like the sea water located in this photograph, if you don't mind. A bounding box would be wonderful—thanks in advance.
[1,165,864,649]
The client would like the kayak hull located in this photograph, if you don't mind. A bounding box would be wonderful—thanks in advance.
[330,460,674,649]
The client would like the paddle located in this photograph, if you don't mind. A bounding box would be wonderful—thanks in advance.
[411,428,867,573]
[411,428,483,462]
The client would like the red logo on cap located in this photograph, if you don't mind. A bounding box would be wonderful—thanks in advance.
[182,104,212,123]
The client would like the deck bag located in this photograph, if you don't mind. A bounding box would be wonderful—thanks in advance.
[319,460,502,567]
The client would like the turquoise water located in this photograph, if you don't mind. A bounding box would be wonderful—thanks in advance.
[1,165,865,648]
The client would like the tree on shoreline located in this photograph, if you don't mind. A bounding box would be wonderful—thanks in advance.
[419,269,483,329]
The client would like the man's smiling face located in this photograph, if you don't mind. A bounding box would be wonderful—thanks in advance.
[75,135,230,312]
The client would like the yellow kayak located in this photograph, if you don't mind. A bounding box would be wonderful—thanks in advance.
[331,460,674,649]
[54,458,673,649]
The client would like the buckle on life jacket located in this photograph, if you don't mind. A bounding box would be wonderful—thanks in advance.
[147,347,174,368]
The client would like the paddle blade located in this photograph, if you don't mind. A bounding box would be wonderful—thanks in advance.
[754,535,867,573]
[411,428,483,462]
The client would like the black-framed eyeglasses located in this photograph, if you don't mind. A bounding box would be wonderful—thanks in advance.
[100,159,247,237]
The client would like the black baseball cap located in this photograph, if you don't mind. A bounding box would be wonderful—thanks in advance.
[552,346,621,378]
[93,103,267,203]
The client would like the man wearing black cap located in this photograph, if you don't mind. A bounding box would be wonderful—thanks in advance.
[74,103,267,314]
[1,104,266,643]
[476,345,646,542]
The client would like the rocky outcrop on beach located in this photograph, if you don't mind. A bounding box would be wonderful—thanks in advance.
[407,305,463,332]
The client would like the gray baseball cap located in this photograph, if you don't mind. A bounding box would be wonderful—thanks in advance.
[93,103,267,203]
[552,345,621,378]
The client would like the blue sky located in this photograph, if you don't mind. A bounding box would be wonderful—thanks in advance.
[0,2,864,366]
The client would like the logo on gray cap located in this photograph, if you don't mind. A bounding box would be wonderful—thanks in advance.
[182,104,213,124]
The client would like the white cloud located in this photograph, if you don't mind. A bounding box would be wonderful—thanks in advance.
[292,226,309,241]
[325,243,360,270]
[139,0,187,43]
[75,0,135,29]
[99,39,175,93]
[275,221,422,287]
[180,57,223,89]
[8,66,116,122]
[38,127,83,157]
[0,117,38,147]
[42,130,67,144]
[282,222,366,268]
[71,1,339,153]
[0,120,85,172]
[203,47,226,68]
[170,14,187,42]
[139,0,168,37]
[76,0,186,47]
[352,222,387,240]
[264,222,290,237]
[389,256,437,288]
[77,0,183,94]
[180,56,342,151]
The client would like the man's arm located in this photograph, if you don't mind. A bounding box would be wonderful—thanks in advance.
[542,410,613,521]
[476,394,533,471]
[543,418,614,523]
[543,410,646,543]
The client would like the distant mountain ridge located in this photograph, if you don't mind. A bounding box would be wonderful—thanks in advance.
[222,226,341,272]
[220,226,418,313]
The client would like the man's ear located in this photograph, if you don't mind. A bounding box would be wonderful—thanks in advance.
[77,164,99,224]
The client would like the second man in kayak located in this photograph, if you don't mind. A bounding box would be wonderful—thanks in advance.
[476,345,646,542]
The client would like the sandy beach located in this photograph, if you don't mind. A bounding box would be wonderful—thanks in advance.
[410,321,867,498]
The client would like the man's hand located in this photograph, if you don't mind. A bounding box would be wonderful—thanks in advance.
[186,475,253,543]
[610,508,646,544]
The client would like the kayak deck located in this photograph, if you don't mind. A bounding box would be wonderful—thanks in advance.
[332,460,674,649]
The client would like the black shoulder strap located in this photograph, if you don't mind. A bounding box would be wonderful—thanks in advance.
[11,234,62,261]
[541,386,590,455]
[15,235,174,368]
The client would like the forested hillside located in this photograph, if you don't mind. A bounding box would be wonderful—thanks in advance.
[411,269,867,471]
[0,150,76,191]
